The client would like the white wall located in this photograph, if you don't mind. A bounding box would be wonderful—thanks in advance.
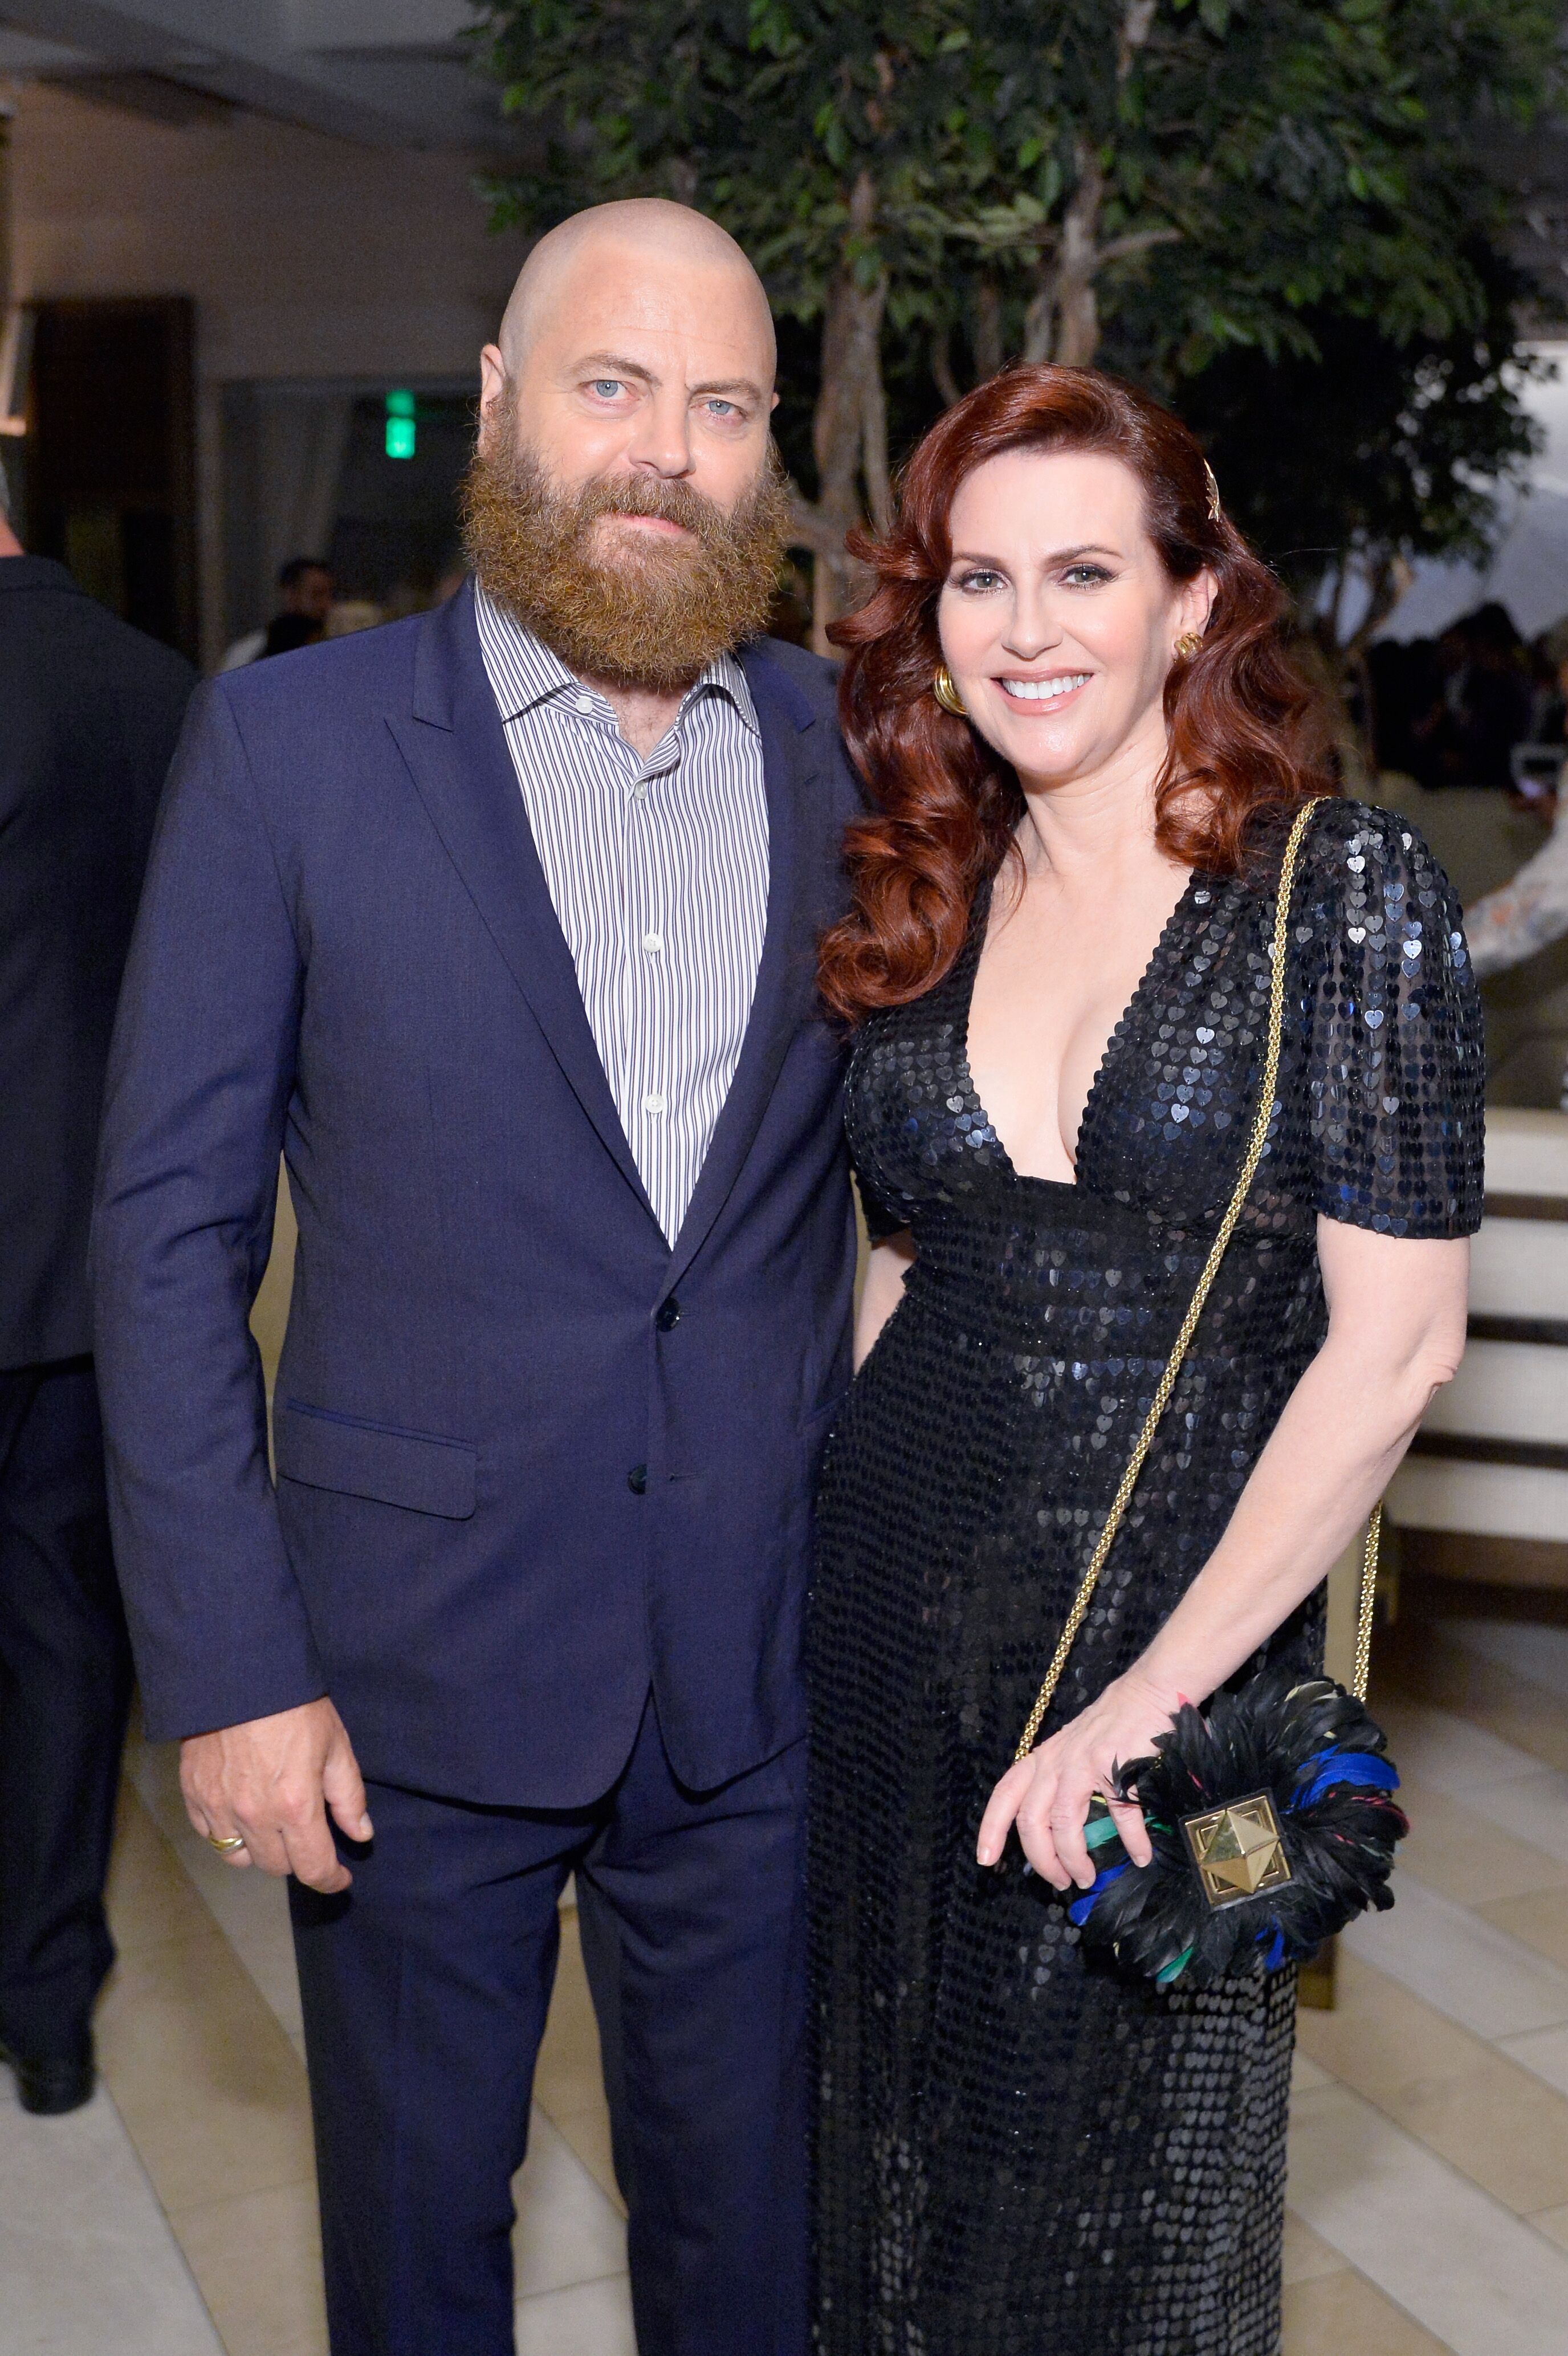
[10,78,528,656]
[11,79,527,383]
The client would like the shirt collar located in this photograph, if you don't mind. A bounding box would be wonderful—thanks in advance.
[474,579,760,739]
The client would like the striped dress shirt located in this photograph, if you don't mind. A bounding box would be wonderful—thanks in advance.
[474,583,771,1242]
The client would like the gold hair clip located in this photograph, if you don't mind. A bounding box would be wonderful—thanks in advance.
[1203,461,1222,524]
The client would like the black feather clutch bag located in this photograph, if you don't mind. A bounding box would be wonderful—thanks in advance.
[1069,1669,1407,1988]
[1013,801,1409,1989]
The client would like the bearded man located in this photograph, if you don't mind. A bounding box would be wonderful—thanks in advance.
[93,202,861,2356]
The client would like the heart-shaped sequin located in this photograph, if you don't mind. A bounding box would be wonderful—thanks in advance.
[1365,1009,1384,1027]
[1347,927,1366,943]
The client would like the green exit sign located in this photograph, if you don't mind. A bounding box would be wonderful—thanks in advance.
[385,389,416,459]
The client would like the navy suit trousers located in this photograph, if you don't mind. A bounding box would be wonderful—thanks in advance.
[0,1358,132,2059]
[290,1698,809,2356]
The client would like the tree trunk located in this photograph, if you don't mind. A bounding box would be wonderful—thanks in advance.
[931,326,961,409]
[1296,622,1373,793]
[973,277,1004,381]
[1020,1,1160,371]
[1333,552,1413,782]
[1022,142,1105,367]
[789,169,889,652]
[1051,144,1105,367]
[1297,550,1413,792]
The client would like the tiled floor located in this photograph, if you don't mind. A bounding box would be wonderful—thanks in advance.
[6,1604,1567,2355]
[99,1731,635,2356]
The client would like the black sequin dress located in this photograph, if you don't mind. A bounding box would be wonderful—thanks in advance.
[809,801,1484,2356]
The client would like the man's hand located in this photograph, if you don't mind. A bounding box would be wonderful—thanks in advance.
[180,1698,372,1894]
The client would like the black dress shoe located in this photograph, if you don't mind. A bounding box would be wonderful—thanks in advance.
[0,2039,95,2116]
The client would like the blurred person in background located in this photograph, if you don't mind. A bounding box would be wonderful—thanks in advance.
[323,599,383,639]
[221,555,335,671]
[1412,602,1533,790]
[1525,615,1568,747]
[260,609,325,659]
[0,455,194,2115]
[1366,636,1440,780]
[1446,617,1568,1104]
[1463,723,1568,1111]
[95,199,860,2356]
[434,549,468,606]
[1465,799,1568,989]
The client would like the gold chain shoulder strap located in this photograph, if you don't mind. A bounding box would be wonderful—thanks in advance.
[1014,797,1380,1762]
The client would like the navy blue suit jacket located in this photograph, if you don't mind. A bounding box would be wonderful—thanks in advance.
[93,587,861,1804]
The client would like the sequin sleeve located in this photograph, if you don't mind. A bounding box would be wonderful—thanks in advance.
[853,1166,909,1243]
[1306,805,1485,1238]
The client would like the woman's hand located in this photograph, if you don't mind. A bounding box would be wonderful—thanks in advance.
[976,1668,1183,1890]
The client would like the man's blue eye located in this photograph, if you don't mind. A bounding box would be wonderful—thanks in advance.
[591,380,623,397]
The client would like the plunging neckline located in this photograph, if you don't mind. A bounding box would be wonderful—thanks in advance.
[957,865,1204,1190]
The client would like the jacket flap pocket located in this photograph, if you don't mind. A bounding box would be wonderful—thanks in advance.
[274,1404,476,1520]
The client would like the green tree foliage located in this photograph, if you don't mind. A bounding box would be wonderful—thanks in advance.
[1175,238,1546,707]
[472,0,1559,655]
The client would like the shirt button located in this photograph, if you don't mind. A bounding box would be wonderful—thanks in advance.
[655,1298,681,1332]
[644,931,663,955]
[643,1090,666,1116]
[632,780,649,801]
[573,691,593,713]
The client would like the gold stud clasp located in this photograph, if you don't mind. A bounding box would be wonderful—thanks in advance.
[1180,1791,1292,1910]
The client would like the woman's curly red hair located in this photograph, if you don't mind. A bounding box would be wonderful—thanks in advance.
[817,365,1331,1024]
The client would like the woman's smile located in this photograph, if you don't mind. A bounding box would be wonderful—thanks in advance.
[995,671,1092,706]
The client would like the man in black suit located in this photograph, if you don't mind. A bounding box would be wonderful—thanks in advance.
[0,461,194,2113]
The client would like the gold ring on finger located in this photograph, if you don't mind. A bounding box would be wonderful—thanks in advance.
[206,1831,246,1854]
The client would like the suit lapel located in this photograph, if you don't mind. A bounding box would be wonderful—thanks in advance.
[664,645,826,1291]
[388,587,656,1223]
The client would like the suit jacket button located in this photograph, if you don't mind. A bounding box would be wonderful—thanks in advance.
[655,1299,681,1332]
[627,1464,648,1495]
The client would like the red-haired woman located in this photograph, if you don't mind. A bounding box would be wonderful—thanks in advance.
[808,367,1483,2353]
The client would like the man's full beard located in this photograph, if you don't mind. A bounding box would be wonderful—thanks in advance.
[460,422,792,691]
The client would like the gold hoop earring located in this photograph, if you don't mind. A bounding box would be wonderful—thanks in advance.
[1175,631,1204,660]
[932,664,968,717]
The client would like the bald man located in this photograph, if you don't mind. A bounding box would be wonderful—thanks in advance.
[95,202,862,2355]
